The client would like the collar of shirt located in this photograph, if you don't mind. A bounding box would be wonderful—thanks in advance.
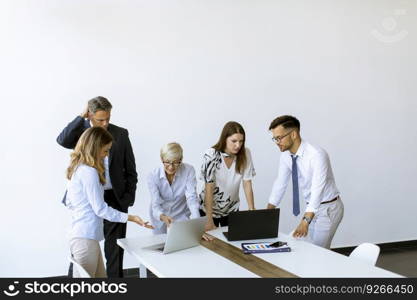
[221,152,231,158]
[294,139,307,158]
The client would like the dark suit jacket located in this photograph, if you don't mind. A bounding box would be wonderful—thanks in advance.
[57,116,138,210]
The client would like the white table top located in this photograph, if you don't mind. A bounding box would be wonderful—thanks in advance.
[118,227,402,278]
[118,232,257,278]
[210,228,402,278]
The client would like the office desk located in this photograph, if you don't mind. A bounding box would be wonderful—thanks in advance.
[117,227,401,278]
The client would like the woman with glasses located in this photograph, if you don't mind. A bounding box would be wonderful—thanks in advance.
[200,121,256,231]
[147,142,200,234]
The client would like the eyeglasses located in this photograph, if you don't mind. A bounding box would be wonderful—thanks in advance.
[163,161,182,168]
[271,130,294,143]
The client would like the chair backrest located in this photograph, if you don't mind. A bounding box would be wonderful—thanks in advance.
[69,256,91,278]
[349,243,380,266]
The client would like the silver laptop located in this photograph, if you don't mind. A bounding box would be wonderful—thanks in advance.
[155,216,207,254]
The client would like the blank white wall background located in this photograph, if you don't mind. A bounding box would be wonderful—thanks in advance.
[0,0,416,277]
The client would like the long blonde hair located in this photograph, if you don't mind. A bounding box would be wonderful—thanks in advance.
[66,127,113,184]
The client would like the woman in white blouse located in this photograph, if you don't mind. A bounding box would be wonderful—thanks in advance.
[200,121,256,231]
[148,142,201,234]
[66,127,153,278]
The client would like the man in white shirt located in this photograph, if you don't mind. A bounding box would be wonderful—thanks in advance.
[267,115,344,249]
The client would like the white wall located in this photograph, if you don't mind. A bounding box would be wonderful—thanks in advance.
[0,0,416,277]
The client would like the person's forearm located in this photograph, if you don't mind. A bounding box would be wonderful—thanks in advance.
[150,201,164,222]
[56,116,85,149]
[205,193,214,219]
[303,212,315,219]
[268,163,292,209]
[247,197,255,210]
[204,184,215,220]
[243,181,255,209]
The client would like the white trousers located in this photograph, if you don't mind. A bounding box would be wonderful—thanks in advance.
[70,238,107,278]
[308,198,344,249]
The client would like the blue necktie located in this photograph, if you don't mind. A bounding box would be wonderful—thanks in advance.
[291,155,300,216]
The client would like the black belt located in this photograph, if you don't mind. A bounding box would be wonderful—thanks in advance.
[321,196,339,205]
[306,196,339,206]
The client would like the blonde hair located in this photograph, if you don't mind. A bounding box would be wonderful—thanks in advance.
[66,127,113,184]
[160,142,183,162]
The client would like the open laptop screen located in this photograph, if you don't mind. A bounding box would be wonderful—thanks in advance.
[224,208,280,241]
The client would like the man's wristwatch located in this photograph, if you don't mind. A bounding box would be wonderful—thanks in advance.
[302,216,312,225]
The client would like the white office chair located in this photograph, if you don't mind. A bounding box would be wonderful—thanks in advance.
[349,243,380,266]
[69,256,91,278]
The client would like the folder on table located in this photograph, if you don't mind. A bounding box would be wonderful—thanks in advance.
[241,242,291,254]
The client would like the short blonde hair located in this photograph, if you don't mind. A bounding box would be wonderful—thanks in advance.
[160,142,183,162]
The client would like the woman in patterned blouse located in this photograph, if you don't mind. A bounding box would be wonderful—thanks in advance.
[199,121,256,231]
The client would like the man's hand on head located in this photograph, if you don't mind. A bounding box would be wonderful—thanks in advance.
[81,105,89,119]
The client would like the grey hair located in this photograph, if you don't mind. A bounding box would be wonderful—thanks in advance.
[160,142,183,162]
[88,96,113,114]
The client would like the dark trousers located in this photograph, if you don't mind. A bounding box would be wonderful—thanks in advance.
[68,189,127,278]
[103,189,127,278]
[199,209,229,227]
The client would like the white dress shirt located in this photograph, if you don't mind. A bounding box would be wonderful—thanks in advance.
[147,163,200,232]
[268,140,340,213]
[66,164,128,241]
[103,156,113,190]
[89,121,112,190]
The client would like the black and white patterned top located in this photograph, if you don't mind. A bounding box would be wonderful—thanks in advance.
[199,147,256,218]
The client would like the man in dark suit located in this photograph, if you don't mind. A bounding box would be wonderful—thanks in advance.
[57,96,138,278]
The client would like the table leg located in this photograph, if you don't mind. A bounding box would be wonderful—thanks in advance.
[139,264,147,278]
